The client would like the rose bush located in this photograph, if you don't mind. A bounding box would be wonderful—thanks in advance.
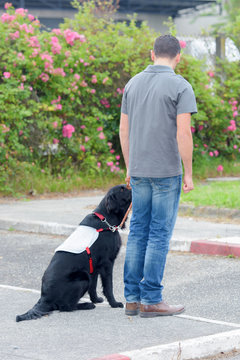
[0,0,239,195]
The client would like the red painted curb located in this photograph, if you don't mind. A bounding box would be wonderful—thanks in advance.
[190,240,240,257]
[89,354,130,360]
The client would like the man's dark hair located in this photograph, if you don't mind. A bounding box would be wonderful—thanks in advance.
[153,35,181,59]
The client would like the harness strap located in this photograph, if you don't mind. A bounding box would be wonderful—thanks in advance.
[86,247,94,274]
[94,212,105,221]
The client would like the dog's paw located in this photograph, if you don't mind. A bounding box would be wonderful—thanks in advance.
[91,296,104,304]
[76,302,96,310]
[110,301,124,308]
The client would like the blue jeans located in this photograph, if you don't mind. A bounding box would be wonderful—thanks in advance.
[124,175,182,305]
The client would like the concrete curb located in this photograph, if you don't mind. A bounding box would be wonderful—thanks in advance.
[90,329,240,360]
[179,204,240,220]
[0,218,75,236]
[1,218,240,257]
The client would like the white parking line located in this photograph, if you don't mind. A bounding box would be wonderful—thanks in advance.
[1,284,240,329]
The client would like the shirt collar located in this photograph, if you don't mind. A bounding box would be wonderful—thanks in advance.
[144,65,174,73]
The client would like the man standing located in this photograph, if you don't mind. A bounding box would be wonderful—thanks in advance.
[119,35,197,318]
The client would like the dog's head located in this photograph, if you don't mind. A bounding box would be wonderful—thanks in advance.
[105,185,132,226]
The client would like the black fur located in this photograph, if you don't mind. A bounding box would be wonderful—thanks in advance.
[16,185,132,322]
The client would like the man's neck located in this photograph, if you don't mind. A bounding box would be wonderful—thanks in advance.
[153,58,175,69]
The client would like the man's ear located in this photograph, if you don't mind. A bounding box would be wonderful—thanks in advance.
[105,193,117,213]
[151,50,155,62]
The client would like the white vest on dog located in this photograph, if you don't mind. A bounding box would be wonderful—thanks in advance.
[55,225,99,254]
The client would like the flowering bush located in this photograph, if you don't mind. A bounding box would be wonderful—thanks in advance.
[0,0,239,192]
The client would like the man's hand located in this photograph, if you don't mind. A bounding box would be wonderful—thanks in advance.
[182,174,194,193]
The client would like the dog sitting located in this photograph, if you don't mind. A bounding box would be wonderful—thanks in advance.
[16,185,132,322]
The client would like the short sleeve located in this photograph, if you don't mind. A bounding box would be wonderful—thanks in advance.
[121,88,128,115]
[177,83,197,115]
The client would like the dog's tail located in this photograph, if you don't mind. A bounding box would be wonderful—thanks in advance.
[16,299,51,322]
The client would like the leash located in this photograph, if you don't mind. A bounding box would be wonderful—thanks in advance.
[93,202,132,233]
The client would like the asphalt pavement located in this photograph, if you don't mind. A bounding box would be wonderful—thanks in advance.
[0,192,240,359]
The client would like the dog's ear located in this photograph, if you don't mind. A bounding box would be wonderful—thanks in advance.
[105,192,117,213]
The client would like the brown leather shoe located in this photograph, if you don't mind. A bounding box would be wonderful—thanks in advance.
[125,302,140,316]
[140,301,185,318]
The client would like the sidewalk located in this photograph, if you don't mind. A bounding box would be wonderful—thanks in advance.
[1,193,240,360]
[0,193,240,257]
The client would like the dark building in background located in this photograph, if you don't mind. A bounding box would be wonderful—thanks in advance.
[0,1,218,33]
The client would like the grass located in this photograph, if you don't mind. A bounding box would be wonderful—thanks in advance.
[1,157,240,210]
[180,180,240,209]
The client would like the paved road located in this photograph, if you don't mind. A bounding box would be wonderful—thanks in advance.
[1,230,240,360]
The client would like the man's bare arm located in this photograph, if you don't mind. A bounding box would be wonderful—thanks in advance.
[119,113,130,184]
[177,113,194,194]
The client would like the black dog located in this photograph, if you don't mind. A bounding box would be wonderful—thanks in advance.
[16,185,132,322]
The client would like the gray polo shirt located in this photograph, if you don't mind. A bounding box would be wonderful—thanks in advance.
[121,65,197,178]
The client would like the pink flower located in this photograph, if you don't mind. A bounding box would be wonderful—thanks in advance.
[0,124,10,133]
[80,125,86,129]
[51,37,62,54]
[39,73,49,82]
[74,74,80,80]
[18,83,24,90]
[99,132,105,140]
[191,127,195,133]
[28,36,40,48]
[107,161,113,166]
[208,71,214,77]
[15,8,27,16]
[209,152,214,157]
[3,72,11,78]
[9,31,19,40]
[214,150,219,157]
[55,104,62,111]
[1,13,16,23]
[52,29,62,36]
[110,149,115,153]
[21,75,26,82]
[205,85,209,89]
[84,62,89,66]
[233,111,238,117]
[80,80,87,87]
[233,145,238,149]
[198,125,204,131]
[179,40,186,49]
[53,68,66,77]
[41,53,53,63]
[97,162,101,168]
[52,121,58,128]
[85,136,90,142]
[62,124,75,138]
[116,88,123,94]
[19,130,23,136]
[53,138,59,144]
[28,14,35,21]
[116,155,120,160]
[107,142,112,148]
[102,77,109,84]
[80,145,86,152]
[4,3,12,9]
[203,144,208,148]
[17,52,25,60]
[97,127,103,131]
[64,29,86,46]
[90,89,96,94]
[91,75,97,84]
[217,165,223,172]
